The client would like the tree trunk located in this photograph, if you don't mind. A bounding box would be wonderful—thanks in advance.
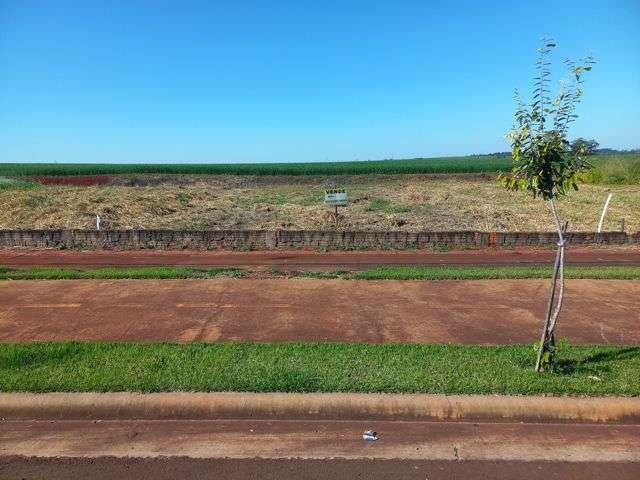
[535,199,567,372]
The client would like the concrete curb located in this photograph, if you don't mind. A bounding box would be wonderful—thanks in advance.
[1,392,639,423]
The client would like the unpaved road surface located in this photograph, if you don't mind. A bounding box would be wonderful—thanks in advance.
[3,457,639,480]
[1,247,639,268]
[1,278,638,344]
[1,419,639,479]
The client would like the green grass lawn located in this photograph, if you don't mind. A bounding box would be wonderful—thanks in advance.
[1,265,638,280]
[1,342,638,395]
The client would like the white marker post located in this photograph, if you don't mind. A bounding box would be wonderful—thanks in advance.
[96,215,101,231]
[597,192,613,233]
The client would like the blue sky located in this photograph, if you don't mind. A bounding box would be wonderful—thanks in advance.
[1,0,639,164]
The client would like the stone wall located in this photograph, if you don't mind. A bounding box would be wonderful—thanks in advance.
[0,229,636,250]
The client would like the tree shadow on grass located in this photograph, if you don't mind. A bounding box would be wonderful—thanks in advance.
[554,347,640,375]
[0,343,84,370]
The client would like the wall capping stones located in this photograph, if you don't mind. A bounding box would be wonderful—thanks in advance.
[0,229,636,250]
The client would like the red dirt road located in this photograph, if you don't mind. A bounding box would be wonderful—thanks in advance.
[1,246,639,269]
[1,278,638,344]
[2,419,638,462]
[3,457,639,480]
[1,419,639,479]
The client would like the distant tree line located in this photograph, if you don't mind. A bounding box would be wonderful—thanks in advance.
[475,139,638,158]
[570,138,599,155]
[568,138,639,155]
[592,146,640,155]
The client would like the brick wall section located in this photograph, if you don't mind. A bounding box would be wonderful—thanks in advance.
[0,230,637,250]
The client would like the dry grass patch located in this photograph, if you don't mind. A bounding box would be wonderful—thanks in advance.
[0,175,637,231]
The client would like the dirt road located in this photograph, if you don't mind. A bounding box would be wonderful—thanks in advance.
[4,457,639,480]
[1,419,638,479]
[1,246,639,269]
[1,278,638,344]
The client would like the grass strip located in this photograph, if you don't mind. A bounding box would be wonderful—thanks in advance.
[0,265,639,281]
[0,342,638,395]
[0,266,244,280]
[351,265,640,280]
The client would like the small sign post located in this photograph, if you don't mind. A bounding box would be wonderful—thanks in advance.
[324,189,348,227]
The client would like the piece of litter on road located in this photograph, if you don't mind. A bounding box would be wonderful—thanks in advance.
[362,430,378,441]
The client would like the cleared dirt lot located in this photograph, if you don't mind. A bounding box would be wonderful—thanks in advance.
[1,174,638,231]
[1,278,638,344]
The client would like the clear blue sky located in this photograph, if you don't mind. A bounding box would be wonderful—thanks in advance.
[1,0,639,164]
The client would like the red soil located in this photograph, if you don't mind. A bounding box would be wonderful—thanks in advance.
[27,175,113,186]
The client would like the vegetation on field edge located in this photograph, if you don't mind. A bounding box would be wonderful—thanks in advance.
[0,177,40,190]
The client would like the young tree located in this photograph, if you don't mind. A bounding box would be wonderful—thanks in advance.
[500,38,595,372]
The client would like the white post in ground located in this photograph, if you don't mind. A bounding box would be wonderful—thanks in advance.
[96,215,101,231]
[597,192,613,234]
